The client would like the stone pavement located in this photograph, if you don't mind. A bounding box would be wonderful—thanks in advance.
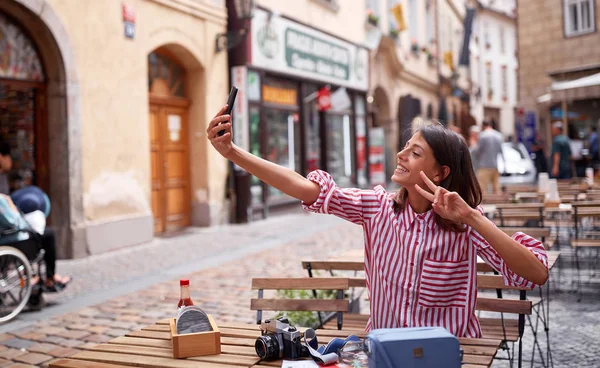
[0,212,597,367]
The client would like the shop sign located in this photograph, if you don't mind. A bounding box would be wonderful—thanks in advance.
[122,3,136,40]
[263,85,297,106]
[317,87,331,111]
[251,8,368,91]
[369,127,386,186]
[247,71,261,101]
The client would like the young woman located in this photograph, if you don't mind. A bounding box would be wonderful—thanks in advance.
[207,106,548,338]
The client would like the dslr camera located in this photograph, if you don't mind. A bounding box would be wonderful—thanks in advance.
[255,317,308,360]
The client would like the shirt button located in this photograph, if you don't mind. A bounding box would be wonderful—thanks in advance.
[404,323,408,327]
[408,282,412,288]
[410,262,415,267]
[405,301,410,307]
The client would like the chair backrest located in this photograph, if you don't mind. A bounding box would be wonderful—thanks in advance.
[302,260,366,287]
[251,277,350,330]
[476,273,532,342]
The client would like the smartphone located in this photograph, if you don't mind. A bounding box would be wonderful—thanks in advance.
[218,86,238,136]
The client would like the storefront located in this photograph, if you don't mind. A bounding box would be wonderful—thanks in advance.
[229,7,369,220]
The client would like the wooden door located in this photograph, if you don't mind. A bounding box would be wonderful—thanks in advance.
[150,103,191,233]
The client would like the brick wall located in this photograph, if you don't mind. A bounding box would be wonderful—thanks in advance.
[517,0,600,110]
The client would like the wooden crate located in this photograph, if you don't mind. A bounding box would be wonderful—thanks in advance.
[169,315,221,358]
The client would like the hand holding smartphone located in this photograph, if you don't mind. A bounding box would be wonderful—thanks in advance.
[218,86,238,137]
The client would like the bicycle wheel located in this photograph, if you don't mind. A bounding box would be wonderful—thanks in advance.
[0,246,33,323]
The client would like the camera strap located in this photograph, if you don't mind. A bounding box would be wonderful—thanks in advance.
[303,328,361,366]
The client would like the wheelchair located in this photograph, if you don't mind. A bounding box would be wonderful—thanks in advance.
[0,219,52,323]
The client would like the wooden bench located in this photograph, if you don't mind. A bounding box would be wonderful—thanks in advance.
[250,277,349,330]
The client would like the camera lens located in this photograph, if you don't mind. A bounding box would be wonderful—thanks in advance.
[255,334,280,360]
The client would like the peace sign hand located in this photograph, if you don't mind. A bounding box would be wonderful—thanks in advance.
[414,171,474,224]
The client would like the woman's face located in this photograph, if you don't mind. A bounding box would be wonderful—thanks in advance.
[392,132,443,187]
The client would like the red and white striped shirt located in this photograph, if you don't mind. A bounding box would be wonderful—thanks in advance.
[302,170,548,338]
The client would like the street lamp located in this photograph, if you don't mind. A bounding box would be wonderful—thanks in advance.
[215,0,254,53]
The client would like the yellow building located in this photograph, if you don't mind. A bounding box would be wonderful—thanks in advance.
[0,0,230,258]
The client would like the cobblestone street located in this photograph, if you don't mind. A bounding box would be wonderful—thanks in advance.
[0,212,597,367]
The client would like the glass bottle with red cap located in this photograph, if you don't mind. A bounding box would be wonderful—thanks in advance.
[178,279,194,309]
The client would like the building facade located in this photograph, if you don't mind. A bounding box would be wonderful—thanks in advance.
[227,0,371,220]
[0,0,230,258]
[470,0,518,137]
[517,0,600,165]
[366,0,440,183]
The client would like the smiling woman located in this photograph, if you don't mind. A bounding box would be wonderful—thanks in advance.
[207,108,549,337]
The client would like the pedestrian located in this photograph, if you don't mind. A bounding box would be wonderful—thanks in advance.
[472,120,504,194]
[207,105,548,338]
[550,121,573,179]
[0,138,11,195]
[531,132,548,174]
[468,125,481,172]
[589,125,598,163]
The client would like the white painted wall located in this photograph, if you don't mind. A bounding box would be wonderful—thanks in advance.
[470,5,518,137]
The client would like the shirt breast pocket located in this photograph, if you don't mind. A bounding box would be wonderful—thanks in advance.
[418,258,470,309]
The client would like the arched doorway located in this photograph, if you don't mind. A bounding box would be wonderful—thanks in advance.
[0,12,48,193]
[148,49,191,234]
[373,86,395,182]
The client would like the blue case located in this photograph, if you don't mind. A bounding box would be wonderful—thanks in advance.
[364,327,462,368]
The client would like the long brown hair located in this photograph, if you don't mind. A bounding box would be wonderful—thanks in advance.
[392,121,482,232]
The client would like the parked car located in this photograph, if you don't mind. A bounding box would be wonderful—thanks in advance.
[498,142,537,184]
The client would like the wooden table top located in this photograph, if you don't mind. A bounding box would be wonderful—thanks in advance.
[50,320,501,368]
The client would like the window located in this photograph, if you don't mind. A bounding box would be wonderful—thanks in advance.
[311,0,339,11]
[501,65,508,101]
[564,0,595,37]
[366,0,380,16]
[425,1,434,44]
[486,62,493,99]
[408,0,419,42]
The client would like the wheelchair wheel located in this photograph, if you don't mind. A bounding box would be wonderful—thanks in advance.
[0,246,33,323]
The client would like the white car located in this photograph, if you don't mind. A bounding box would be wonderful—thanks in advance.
[498,142,537,184]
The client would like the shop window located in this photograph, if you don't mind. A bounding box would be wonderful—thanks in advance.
[249,106,262,207]
[564,0,595,37]
[326,114,354,187]
[0,13,44,82]
[304,85,321,174]
[265,109,301,202]
[148,51,186,97]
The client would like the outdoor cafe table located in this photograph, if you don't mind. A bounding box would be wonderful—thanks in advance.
[49,320,502,368]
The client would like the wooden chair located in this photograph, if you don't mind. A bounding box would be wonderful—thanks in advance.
[301,260,368,329]
[250,277,350,330]
[476,273,533,368]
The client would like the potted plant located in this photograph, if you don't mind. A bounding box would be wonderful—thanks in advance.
[427,50,436,66]
[411,39,419,55]
[366,9,379,26]
[389,27,400,39]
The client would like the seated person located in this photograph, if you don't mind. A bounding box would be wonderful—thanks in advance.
[0,139,11,195]
[3,187,71,291]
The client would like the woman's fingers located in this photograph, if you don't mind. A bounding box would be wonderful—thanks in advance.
[208,122,231,139]
[419,171,438,192]
[433,187,444,206]
[415,184,434,202]
[213,132,231,143]
[207,113,231,133]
